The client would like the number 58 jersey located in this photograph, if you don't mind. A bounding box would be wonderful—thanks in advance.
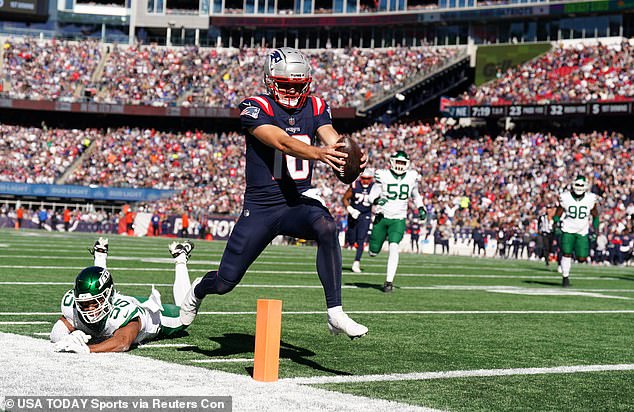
[559,191,599,235]
[373,169,422,220]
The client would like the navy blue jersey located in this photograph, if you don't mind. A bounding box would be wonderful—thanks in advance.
[350,181,374,215]
[410,221,421,235]
[239,94,332,205]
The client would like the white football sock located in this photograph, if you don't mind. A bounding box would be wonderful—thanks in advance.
[386,242,400,283]
[327,306,344,319]
[173,262,191,306]
[561,256,572,277]
[93,252,107,269]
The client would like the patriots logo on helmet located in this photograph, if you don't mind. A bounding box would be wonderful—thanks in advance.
[240,106,260,119]
[270,50,283,64]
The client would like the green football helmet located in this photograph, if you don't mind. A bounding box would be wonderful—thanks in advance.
[74,266,114,324]
[389,150,410,175]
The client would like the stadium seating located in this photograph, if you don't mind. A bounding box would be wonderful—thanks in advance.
[455,40,634,105]
[1,39,463,108]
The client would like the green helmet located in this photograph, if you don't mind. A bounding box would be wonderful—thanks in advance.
[389,150,410,175]
[74,266,114,324]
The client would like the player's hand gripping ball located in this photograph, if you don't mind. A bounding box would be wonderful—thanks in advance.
[335,136,362,184]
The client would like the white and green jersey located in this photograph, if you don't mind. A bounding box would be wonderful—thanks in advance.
[61,290,161,344]
[559,191,598,235]
[370,169,423,219]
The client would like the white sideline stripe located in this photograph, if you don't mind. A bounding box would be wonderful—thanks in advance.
[33,332,50,336]
[283,363,634,385]
[0,264,626,280]
[190,358,292,364]
[138,343,195,348]
[3,310,634,316]
[191,358,256,363]
[0,321,50,325]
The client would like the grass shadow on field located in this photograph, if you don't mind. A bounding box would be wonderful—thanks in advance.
[179,333,352,377]
[523,280,561,287]
[344,282,384,292]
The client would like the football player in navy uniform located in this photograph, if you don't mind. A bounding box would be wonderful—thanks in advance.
[343,168,374,273]
[409,217,422,253]
[180,48,368,339]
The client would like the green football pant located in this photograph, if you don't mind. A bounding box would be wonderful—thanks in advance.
[134,297,188,337]
[369,217,406,255]
[560,232,589,259]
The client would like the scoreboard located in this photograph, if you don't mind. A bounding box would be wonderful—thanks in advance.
[442,101,633,119]
[0,0,48,21]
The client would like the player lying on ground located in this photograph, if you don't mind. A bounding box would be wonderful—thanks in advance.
[50,238,195,353]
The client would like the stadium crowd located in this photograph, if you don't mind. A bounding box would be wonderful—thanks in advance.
[1,38,463,108]
[0,124,94,184]
[455,39,634,105]
[6,119,629,247]
[3,38,102,102]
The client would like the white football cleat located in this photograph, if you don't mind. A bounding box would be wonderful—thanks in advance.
[179,277,202,326]
[89,237,109,255]
[327,311,368,339]
[351,261,361,273]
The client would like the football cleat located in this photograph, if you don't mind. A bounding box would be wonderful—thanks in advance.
[383,281,394,293]
[562,277,570,288]
[88,237,109,255]
[351,261,361,273]
[179,277,202,326]
[327,311,368,339]
[169,240,194,260]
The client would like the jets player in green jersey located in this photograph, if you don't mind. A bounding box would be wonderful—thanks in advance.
[51,238,195,353]
[553,176,600,287]
[368,150,426,292]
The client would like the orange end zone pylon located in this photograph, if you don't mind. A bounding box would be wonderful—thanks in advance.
[253,299,283,382]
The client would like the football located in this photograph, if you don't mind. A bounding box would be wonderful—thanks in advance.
[335,136,363,184]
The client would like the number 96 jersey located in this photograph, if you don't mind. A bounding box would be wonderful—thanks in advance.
[559,191,599,235]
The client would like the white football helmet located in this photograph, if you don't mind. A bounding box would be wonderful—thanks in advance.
[572,175,588,196]
[389,151,410,175]
[263,47,312,109]
[360,168,373,188]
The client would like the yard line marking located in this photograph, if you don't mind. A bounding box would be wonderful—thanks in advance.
[3,282,634,300]
[0,321,50,325]
[3,310,634,316]
[0,265,628,280]
[33,332,50,336]
[190,358,291,364]
[191,358,256,363]
[138,343,195,348]
[283,363,634,385]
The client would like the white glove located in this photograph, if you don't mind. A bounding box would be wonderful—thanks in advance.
[54,330,91,354]
[347,206,361,220]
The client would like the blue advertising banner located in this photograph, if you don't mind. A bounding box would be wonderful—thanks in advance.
[0,182,175,202]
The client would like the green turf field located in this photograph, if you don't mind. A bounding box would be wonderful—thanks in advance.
[1,229,633,411]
